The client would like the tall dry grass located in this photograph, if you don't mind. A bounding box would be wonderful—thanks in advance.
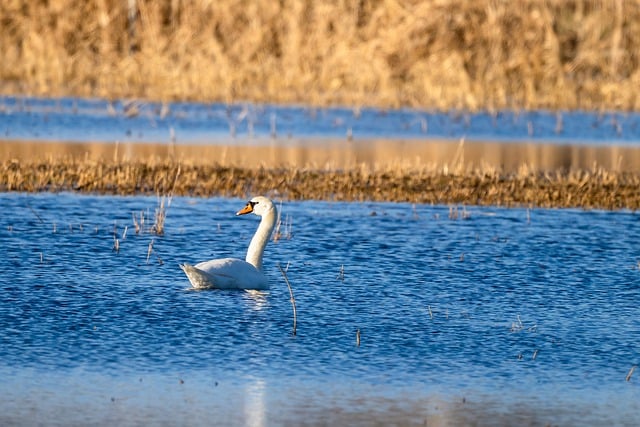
[2,0,640,110]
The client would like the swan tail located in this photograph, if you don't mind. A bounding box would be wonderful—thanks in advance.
[180,263,215,289]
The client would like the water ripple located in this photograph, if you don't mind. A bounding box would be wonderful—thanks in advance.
[1,193,639,425]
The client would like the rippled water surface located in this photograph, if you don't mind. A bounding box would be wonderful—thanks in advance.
[1,193,639,426]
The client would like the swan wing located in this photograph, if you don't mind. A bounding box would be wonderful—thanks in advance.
[180,258,269,290]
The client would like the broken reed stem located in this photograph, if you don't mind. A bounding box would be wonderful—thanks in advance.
[278,263,297,336]
[626,365,636,382]
[273,200,284,242]
[28,205,44,224]
[146,239,154,264]
[132,211,142,234]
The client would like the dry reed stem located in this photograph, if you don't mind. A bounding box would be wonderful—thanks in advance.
[277,263,297,336]
[152,164,179,235]
[146,239,154,264]
[2,1,640,111]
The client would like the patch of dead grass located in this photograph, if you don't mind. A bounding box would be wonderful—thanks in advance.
[2,158,639,210]
[2,1,640,110]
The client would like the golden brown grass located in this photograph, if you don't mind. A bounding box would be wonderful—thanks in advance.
[2,157,640,210]
[2,0,640,110]
[2,139,640,209]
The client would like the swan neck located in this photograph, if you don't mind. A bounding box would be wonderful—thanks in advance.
[246,208,276,271]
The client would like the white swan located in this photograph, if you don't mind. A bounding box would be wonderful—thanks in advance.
[180,196,277,290]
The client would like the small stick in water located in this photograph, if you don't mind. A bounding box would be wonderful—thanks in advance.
[356,328,361,347]
[146,239,154,264]
[626,365,636,382]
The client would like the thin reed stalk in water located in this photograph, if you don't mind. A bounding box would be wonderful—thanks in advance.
[28,205,44,224]
[152,195,169,235]
[152,165,181,235]
[626,365,636,382]
[273,201,293,242]
[146,239,154,264]
[132,211,143,234]
[278,263,297,336]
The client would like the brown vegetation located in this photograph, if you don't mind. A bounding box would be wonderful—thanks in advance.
[2,0,640,110]
[2,157,639,210]
[2,139,639,209]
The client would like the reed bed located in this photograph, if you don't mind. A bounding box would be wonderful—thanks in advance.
[2,0,640,111]
[2,158,640,210]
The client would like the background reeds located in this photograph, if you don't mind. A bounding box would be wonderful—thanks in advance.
[2,0,640,110]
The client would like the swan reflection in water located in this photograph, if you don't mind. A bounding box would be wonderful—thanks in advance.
[243,290,270,311]
[244,377,267,427]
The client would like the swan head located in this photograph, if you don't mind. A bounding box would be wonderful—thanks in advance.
[236,196,275,217]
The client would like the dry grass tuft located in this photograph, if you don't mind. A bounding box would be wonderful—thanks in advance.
[2,1,640,110]
[151,165,180,235]
[273,203,293,242]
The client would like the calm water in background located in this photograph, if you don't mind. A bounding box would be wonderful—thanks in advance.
[1,192,639,426]
[3,95,640,145]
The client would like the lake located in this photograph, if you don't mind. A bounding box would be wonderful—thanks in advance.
[4,95,640,174]
[1,192,639,426]
[3,95,640,145]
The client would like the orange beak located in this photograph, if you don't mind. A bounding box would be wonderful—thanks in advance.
[236,201,254,216]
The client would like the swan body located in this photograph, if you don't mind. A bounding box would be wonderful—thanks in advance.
[180,196,277,290]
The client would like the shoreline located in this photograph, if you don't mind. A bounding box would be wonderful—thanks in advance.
[3,99,640,212]
[2,138,640,210]
[2,158,639,210]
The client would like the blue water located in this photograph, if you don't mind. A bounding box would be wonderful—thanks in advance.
[2,95,640,146]
[1,192,639,425]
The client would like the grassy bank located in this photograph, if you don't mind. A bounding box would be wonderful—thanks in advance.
[2,158,639,210]
[2,1,640,110]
